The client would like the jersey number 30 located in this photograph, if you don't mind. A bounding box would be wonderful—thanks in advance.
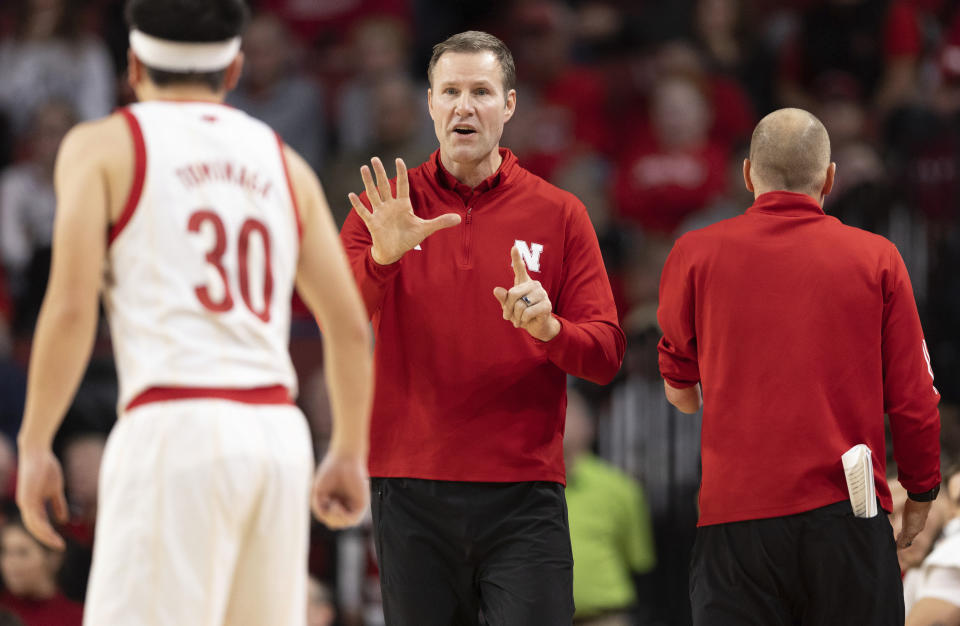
[188,210,273,323]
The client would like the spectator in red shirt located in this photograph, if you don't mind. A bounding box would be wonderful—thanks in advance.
[615,41,756,158]
[658,108,941,625]
[0,516,82,626]
[613,74,728,237]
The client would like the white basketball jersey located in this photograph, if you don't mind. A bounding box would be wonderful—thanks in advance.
[104,101,301,409]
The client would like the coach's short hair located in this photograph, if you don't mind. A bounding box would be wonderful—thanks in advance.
[749,108,831,195]
[125,0,249,91]
[427,31,516,94]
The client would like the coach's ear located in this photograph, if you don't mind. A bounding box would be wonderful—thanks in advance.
[743,158,754,193]
[821,162,836,199]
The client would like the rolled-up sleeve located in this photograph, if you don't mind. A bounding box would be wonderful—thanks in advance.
[657,240,700,388]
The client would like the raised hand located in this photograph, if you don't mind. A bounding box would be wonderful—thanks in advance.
[349,157,461,265]
[493,245,561,342]
[311,448,370,530]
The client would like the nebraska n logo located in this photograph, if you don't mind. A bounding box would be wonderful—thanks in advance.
[514,240,543,272]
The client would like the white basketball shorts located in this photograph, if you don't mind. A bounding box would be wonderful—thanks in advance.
[83,399,314,626]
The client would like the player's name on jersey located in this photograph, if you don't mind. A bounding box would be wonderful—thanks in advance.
[175,160,274,199]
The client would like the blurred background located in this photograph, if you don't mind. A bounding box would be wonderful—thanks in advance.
[0,0,958,624]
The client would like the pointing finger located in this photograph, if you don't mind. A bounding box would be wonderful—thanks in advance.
[511,246,530,285]
[371,157,392,203]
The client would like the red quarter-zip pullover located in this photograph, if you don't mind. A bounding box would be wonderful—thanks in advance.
[341,149,625,483]
[658,191,941,526]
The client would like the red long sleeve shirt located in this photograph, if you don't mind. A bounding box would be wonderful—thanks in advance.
[341,149,624,483]
[658,191,941,526]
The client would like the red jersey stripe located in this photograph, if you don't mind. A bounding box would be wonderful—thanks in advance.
[126,384,293,411]
[109,108,147,246]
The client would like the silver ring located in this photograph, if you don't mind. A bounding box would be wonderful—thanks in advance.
[520,296,533,306]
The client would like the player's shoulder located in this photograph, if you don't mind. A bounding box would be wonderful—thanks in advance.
[57,112,131,168]
[277,141,322,220]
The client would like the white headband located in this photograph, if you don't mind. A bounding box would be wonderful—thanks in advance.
[129,29,241,72]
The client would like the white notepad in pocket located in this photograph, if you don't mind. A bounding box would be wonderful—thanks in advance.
[842,444,878,518]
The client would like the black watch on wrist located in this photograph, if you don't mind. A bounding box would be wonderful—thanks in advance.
[907,484,940,502]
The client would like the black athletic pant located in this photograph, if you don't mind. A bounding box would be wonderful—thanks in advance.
[690,500,904,626]
[370,478,575,626]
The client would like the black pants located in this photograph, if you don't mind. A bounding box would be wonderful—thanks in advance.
[370,478,575,626]
[690,500,904,626]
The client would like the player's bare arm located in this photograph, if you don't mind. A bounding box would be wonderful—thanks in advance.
[348,156,461,265]
[664,380,703,414]
[17,114,131,549]
[493,245,561,342]
[286,144,374,529]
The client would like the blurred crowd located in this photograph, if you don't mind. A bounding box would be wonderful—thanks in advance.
[0,0,958,624]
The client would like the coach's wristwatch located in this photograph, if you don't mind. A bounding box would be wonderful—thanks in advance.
[907,484,940,502]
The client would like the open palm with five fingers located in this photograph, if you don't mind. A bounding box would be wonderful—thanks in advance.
[349,157,461,265]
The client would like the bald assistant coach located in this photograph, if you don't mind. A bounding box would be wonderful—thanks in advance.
[657,108,941,625]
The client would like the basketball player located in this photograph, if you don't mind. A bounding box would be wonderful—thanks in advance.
[15,1,373,624]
